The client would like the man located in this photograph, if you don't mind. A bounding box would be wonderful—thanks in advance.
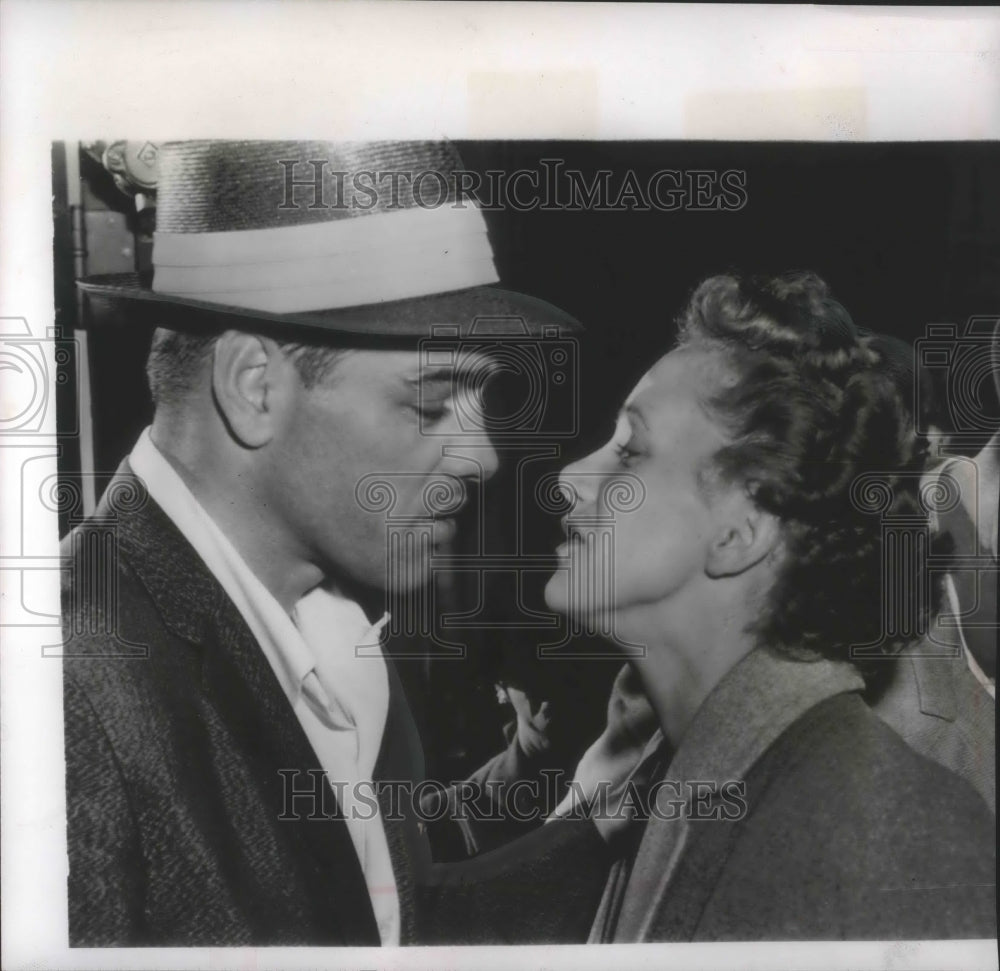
[62,140,580,946]
[861,329,996,812]
[921,319,999,700]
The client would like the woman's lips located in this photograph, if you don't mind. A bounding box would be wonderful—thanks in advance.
[555,530,586,556]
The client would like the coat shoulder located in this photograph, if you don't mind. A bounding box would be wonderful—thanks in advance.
[60,515,205,724]
[869,644,995,813]
[693,693,996,940]
[760,692,994,834]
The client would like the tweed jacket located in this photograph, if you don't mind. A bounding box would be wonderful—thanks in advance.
[62,464,430,946]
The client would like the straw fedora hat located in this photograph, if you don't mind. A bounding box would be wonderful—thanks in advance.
[78,140,581,341]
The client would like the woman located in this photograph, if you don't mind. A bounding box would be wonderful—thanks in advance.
[540,271,996,941]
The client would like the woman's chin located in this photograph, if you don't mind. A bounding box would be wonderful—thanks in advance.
[544,570,615,628]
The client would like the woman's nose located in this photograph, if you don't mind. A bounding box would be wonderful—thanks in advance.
[557,449,605,512]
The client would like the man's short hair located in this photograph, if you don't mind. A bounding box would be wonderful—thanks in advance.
[146,327,349,408]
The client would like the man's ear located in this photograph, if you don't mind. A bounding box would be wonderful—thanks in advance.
[211,331,291,448]
[705,484,782,579]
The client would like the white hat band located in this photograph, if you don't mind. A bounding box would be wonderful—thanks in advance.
[152,205,500,313]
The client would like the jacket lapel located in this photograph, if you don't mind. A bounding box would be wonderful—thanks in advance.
[373,657,431,944]
[108,462,380,943]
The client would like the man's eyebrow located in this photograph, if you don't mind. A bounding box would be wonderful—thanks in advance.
[404,359,502,387]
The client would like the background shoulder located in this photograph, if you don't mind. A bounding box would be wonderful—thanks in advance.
[745,692,995,873]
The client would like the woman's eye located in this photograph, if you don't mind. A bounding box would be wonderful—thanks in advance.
[610,413,640,464]
[615,442,640,465]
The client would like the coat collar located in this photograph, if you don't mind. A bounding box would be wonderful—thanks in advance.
[664,647,865,791]
[104,458,231,647]
[592,646,865,943]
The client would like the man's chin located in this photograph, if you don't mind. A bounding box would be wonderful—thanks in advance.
[431,516,458,545]
[543,572,568,616]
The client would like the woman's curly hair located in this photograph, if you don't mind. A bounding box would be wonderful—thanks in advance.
[676,271,936,672]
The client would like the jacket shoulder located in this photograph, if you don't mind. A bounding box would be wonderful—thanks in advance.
[694,693,996,940]
[60,513,206,722]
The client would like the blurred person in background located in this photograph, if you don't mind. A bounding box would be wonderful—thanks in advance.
[862,329,995,810]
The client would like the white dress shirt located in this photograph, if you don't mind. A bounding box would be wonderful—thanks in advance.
[944,574,996,700]
[130,429,400,944]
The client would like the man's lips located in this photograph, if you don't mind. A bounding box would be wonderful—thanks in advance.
[560,516,588,540]
[432,516,458,541]
[426,494,469,524]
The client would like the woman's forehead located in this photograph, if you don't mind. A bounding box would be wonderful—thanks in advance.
[629,347,716,407]
[623,349,726,449]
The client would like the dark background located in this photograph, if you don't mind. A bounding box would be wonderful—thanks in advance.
[54,140,1000,784]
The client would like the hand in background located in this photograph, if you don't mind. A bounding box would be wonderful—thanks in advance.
[496,683,553,760]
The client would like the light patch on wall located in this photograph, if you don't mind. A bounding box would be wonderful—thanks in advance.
[684,88,867,140]
[467,70,599,139]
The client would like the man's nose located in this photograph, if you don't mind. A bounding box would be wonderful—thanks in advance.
[441,436,500,484]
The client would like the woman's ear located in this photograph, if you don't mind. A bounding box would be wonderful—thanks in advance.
[211,331,290,448]
[705,485,782,579]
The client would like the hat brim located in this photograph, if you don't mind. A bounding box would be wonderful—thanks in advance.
[77,273,582,343]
